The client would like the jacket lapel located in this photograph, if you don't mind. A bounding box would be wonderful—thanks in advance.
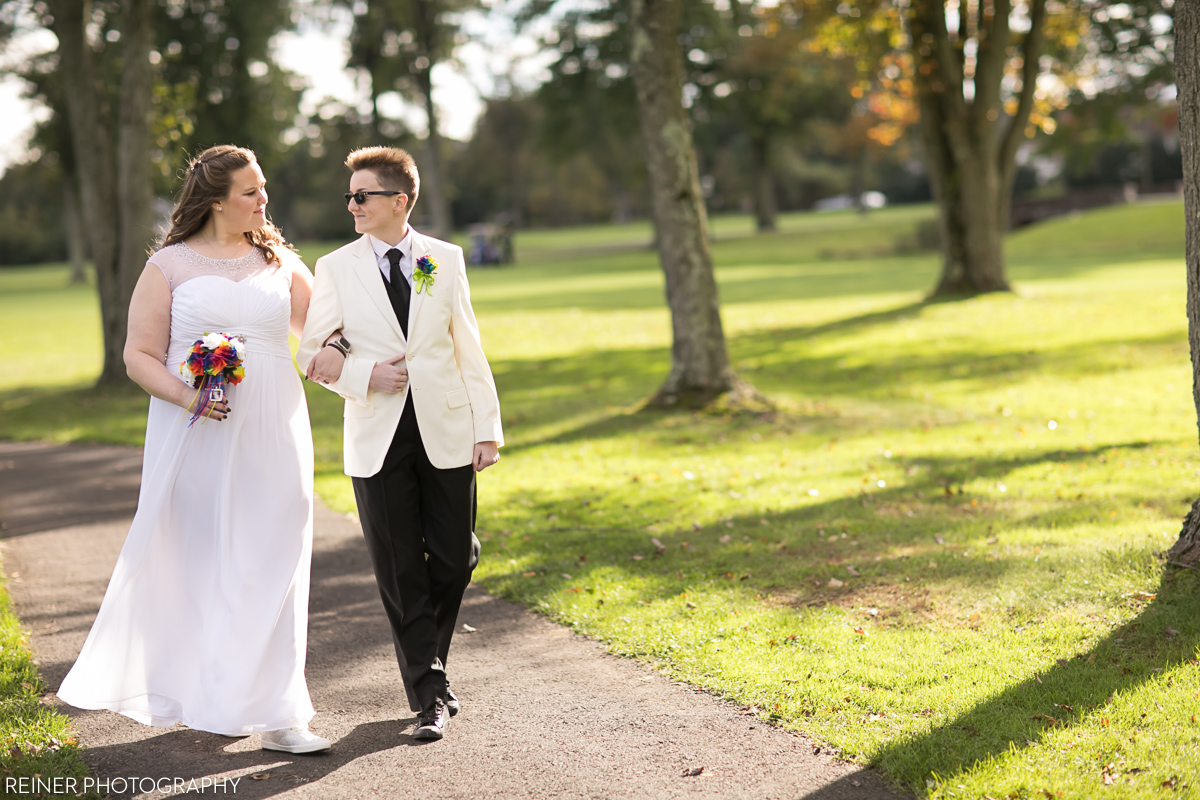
[348,234,406,344]
[408,230,430,337]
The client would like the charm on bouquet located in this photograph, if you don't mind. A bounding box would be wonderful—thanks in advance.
[181,332,246,426]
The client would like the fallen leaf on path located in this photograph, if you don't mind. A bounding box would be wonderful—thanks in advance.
[461,624,477,633]
[682,766,709,777]
[251,773,271,781]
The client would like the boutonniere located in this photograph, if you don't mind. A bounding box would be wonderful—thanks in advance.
[414,255,438,295]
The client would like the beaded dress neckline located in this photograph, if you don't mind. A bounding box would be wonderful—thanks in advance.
[151,242,276,291]
[177,241,267,269]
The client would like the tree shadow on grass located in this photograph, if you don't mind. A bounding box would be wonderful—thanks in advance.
[867,567,1200,795]
[485,295,1183,455]
[478,438,1169,613]
[474,443,1195,797]
[0,384,149,446]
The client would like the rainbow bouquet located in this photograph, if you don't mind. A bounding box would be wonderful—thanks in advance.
[182,332,245,426]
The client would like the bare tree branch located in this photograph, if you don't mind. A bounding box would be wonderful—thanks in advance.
[971,0,1012,135]
[997,0,1047,183]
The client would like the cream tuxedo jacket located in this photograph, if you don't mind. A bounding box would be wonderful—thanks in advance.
[297,231,504,478]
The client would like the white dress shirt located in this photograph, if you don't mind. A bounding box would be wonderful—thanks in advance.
[369,229,414,290]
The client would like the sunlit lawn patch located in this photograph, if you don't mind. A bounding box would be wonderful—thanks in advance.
[2,201,1197,797]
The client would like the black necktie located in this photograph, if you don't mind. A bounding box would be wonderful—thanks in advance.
[385,247,410,337]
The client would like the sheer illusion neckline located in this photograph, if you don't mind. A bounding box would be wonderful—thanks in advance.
[178,241,265,268]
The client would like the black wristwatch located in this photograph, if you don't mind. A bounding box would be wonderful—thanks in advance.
[325,336,351,357]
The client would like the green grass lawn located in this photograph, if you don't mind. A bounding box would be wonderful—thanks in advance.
[2,201,1199,798]
[0,578,91,793]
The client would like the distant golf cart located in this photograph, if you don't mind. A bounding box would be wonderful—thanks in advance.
[468,223,514,266]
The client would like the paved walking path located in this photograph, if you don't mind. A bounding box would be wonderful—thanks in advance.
[0,441,907,800]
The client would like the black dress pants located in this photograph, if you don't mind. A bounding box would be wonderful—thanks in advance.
[351,396,477,713]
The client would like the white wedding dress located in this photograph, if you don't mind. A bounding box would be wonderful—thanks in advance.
[57,243,316,735]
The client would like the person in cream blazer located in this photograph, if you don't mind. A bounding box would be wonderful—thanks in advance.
[298,146,502,741]
[299,226,502,477]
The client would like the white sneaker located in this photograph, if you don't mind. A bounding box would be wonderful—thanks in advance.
[260,726,331,754]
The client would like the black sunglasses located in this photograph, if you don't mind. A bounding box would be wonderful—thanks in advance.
[344,190,403,204]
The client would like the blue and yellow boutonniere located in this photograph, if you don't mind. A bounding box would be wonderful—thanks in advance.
[414,255,438,295]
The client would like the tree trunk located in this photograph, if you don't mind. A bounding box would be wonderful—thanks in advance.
[909,0,1044,298]
[610,180,631,224]
[117,0,155,330]
[1169,0,1200,566]
[63,169,88,285]
[411,0,453,239]
[48,0,154,384]
[751,135,776,233]
[418,78,453,238]
[916,84,970,290]
[851,149,867,215]
[48,0,122,382]
[628,0,741,406]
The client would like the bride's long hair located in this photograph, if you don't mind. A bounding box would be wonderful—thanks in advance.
[160,145,290,265]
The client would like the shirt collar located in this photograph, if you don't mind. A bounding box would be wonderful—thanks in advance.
[368,227,412,265]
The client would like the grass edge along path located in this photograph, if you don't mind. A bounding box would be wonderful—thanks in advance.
[0,569,94,797]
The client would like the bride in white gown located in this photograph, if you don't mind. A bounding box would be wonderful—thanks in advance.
[57,145,330,754]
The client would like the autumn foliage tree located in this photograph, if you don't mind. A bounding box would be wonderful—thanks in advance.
[712,4,854,231]
[906,0,1051,296]
[813,1,1087,296]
